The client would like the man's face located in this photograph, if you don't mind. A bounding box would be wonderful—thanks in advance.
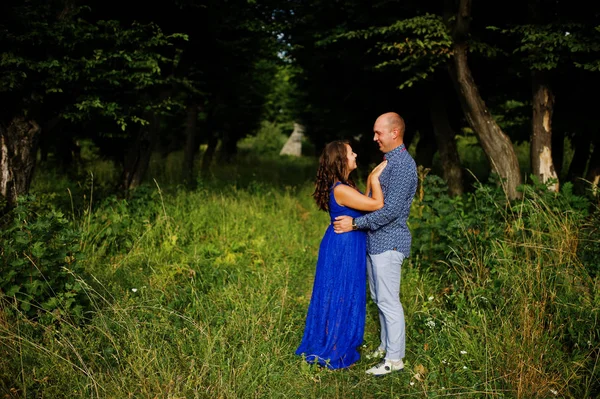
[373,117,395,153]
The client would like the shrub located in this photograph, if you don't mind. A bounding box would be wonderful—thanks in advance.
[0,195,89,323]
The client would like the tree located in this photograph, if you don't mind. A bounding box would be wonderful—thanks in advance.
[446,0,522,199]
[0,0,185,207]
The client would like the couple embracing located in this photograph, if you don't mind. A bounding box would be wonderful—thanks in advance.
[295,112,418,376]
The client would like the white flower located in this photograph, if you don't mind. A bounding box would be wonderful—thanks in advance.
[565,31,570,36]
[463,366,468,369]
[550,389,558,395]
[428,296,434,301]
[425,320,436,329]
[442,359,448,364]
[410,381,415,386]
[131,288,138,293]
[460,350,467,355]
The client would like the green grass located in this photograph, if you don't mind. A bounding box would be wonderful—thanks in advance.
[1,153,599,398]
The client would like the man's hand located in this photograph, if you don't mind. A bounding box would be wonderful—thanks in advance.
[333,215,354,234]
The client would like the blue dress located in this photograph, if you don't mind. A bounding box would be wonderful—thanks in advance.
[295,182,367,369]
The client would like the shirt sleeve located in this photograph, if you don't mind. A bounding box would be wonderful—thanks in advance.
[354,157,417,230]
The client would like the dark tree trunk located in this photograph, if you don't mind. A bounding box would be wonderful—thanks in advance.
[120,112,161,191]
[201,134,218,177]
[38,116,62,164]
[414,126,437,169]
[552,130,564,179]
[0,116,41,210]
[429,91,464,196]
[55,134,81,174]
[447,0,522,199]
[182,103,199,188]
[531,71,558,191]
[566,133,591,184]
[218,131,238,163]
[585,143,599,196]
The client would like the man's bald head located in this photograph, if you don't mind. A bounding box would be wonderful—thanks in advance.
[373,112,405,153]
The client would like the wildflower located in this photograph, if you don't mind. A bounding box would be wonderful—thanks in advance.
[550,389,558,395]
[131,288,138,293]
[463,366,467,369]
[410,381,415,386]
[442,359,447,364]
[460,350,467,355]
[428,296,434,301]
[425,320,436,329]
[565,32,570,36]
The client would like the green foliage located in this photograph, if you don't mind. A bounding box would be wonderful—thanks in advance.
[326,14,453,89]
[410,173,507,277]
[237,121,290,156]
[0,2,187,129]
[578,201,600,278]
[0,196,88,322]
[410,174,599,397]
[261,64,301,125]
[81,187,164,258]
[497,23,600,71]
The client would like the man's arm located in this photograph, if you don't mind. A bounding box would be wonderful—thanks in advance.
[353,158,416,231]
[333,161,388,234]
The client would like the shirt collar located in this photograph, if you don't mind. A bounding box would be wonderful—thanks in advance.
[383,144,406,160]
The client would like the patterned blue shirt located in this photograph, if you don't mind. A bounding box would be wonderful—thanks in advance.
[354,144,417,256]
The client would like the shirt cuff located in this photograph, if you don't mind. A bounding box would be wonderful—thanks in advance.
[354,215,368,230]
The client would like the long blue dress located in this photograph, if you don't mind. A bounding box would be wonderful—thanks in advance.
[295,182,367,369]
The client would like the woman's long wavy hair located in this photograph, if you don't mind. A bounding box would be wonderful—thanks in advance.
[313,140,356,211]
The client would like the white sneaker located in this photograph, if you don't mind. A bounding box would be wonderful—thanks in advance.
[365,348,386,360]
[365,359,404,376]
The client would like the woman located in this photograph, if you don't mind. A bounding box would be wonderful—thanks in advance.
[295,140,387,369]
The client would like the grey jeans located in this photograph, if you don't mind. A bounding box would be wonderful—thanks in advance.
[367,250,406,361]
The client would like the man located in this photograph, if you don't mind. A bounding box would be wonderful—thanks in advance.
[333,112,417,376]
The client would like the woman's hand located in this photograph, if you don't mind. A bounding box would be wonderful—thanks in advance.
[370,160,388,180]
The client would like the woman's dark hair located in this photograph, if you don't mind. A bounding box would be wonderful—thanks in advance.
[313,140,356,211]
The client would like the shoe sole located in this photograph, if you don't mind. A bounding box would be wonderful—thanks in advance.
[366,368,404,377]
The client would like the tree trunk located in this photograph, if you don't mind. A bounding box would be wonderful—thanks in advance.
[585,144,599,197]
[201,134,218,177]
[120,113,160,191]
[414,125,437,169]
[182,103,199,187]
[429,91,464,196]
[40,116,62,165]
[531,71,558,191]
[447,0,522,199]
[566,133,591,184]
[218,131,238,163]
[551,130,564,179]
[0,116,41,209]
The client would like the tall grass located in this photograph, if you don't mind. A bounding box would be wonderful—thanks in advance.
[1,155,599,398]
[440,185,599,398]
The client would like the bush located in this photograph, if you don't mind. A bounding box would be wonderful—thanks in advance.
[0,195,89,323]
[237,120,290,156]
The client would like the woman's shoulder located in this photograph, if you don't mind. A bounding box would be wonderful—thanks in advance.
[330,181,343,190]
[333,183,366,203]
[332,182,356,193]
